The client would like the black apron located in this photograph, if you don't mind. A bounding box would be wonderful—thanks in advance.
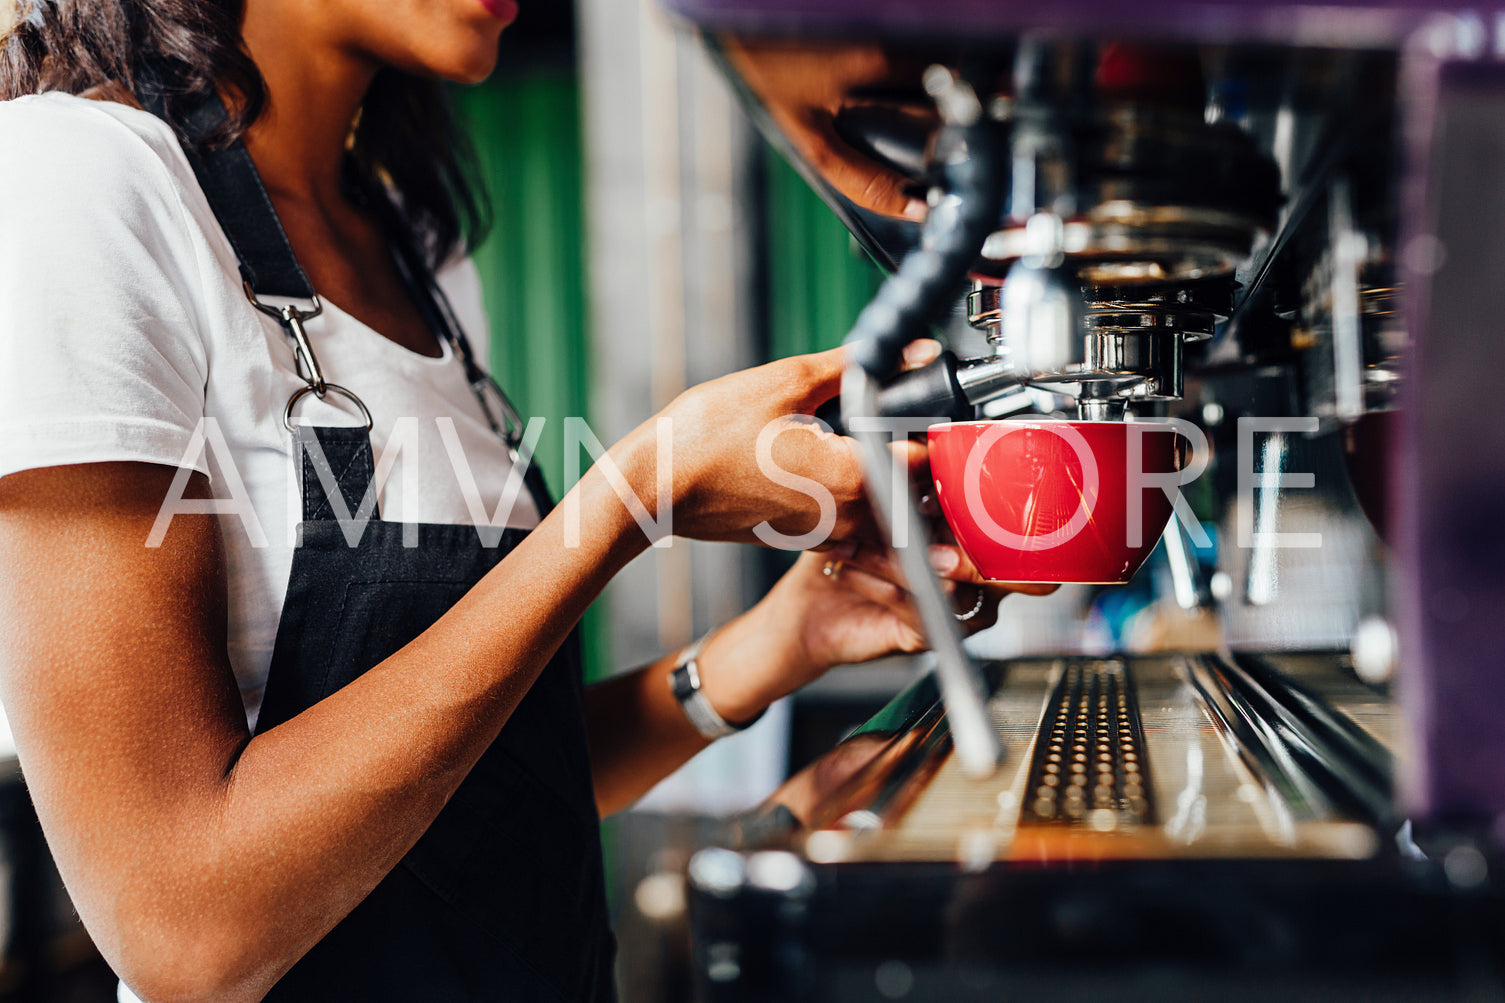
[141,83,617,1001]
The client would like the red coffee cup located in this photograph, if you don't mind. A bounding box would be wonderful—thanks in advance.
[927,419,1183,584]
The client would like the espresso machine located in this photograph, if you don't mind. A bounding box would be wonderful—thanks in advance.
[659,1,1505,999]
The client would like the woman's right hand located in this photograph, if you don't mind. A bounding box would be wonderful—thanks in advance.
[613,345,922,548]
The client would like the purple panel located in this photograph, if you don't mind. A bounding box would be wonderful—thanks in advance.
[1396,59,1505,832]
[664,0,1473,48]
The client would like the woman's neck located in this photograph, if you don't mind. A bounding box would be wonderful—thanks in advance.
[239,3,376,212]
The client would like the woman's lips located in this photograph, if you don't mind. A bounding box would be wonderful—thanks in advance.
[478,0,518,22]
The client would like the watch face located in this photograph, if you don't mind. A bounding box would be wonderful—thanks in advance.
[671,662,698,702]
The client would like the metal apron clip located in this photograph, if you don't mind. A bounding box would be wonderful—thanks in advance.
[470,372,527,454]
[244,280,374,432]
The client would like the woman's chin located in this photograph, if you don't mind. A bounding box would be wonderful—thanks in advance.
[448,58,499,86]
[405,45,502,86]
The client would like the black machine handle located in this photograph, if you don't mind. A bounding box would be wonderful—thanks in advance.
[815,350,974,435]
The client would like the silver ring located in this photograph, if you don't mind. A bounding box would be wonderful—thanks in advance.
[822,560,843,580]
[954,586,987,622]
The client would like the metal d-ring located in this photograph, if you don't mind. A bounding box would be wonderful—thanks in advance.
[283,383,374,432]
[242,281,372,433]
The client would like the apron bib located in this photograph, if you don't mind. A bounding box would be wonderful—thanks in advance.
[257,428,614,1002]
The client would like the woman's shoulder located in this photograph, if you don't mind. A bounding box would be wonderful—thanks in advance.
[0,91,193,207]
[0,94,216,486]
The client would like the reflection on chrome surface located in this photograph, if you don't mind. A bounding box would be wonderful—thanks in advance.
[734,651,1393,863]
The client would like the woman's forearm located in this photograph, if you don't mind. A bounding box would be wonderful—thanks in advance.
[585,604,800,816]
[585,655,710,816]
[0,453,650,1003]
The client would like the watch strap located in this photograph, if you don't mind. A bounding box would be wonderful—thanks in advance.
[669,632,762,740]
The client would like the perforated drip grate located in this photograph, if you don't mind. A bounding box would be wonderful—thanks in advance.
[1020,660,1155,828]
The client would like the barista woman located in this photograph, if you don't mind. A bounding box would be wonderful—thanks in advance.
[0,1,1033,1000]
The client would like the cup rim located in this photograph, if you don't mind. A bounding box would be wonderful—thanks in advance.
[929,418,1182,431]
[975,578,1137,585]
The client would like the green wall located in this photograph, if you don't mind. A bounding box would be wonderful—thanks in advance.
[453,74,608,681]
[454,75,590,492]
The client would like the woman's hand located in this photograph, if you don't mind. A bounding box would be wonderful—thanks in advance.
[610,344,928,549]
[694,543,1058,723]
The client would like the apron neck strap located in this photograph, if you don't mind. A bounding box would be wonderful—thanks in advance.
[136,67,558,517]
[138,70,520,443]
[136,65,317,301]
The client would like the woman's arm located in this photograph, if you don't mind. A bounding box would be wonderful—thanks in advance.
[586,340,1056,814]
[585,590,832,817]
[587,544,1057,816]
[0,349,867,1003]
[0,459,639,1003]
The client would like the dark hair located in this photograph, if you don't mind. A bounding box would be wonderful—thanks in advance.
[0,0,489,268]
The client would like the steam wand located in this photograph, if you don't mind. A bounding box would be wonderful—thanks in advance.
[839,66,1005,777]
[842,369,1002,777]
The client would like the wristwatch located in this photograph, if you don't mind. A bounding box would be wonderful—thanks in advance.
[669,631,764,740]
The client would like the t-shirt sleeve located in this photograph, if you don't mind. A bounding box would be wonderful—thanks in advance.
[0,96,211,481]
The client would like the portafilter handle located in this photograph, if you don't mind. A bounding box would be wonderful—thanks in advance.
[815,350,1025,435]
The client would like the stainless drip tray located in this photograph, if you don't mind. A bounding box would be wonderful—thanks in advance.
[688,654,1505,1001]
[1021,659,1155,828]
[729,650,1396,864]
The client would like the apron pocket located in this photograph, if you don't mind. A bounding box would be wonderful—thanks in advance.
[402,744,605,1000]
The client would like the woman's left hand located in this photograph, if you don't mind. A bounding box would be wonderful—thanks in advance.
[687,337,1059,723]
[695,543,1057,724]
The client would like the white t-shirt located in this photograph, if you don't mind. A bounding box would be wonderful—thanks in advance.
[0,91,540,730]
